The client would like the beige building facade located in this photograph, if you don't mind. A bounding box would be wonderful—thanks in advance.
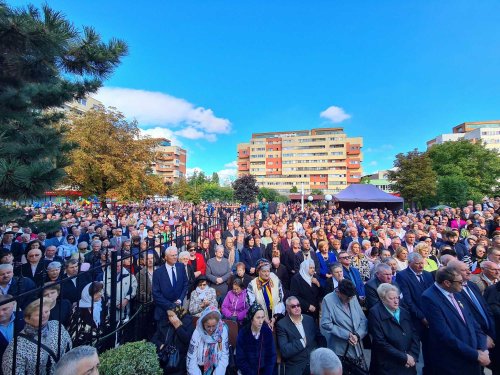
[151,139,187,183]
[237,128,363,195]
[427,120,500,152]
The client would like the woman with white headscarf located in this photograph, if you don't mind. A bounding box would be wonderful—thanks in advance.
[187,306,229,375]
[68,281,106,347]
[290,258,321,321]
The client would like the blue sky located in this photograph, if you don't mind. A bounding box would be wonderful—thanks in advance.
[11,0,500,183]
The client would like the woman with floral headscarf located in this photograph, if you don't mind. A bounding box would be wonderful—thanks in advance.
[187,306,229,375]
[246,258,285,330]
[236,302,277,375]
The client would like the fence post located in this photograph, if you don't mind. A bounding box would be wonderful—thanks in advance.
[109,250,118,333]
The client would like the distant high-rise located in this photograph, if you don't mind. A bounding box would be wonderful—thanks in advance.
[427,120,500,153]
[151,139,187,183]
[237,128,363,194]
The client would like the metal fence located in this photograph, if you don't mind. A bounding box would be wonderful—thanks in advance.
[0,205,252,374]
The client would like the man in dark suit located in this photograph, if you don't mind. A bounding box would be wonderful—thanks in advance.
[222,221,238,241]
[277,296,318,375]
[59,259,92,304]
[341,227,360,250]
[448,260,496,342]
[0,295,24,362]
[441,230,469,260]
[0,264,36,309]
[152,246,189,321]
[109,228,128,251]
[365,263,400,310]
[395,252,434,374]
[422,267,489,375]
[293,238,320,273]
[18,248,46,286]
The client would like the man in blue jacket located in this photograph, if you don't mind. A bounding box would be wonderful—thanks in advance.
[422,266,489,375]
[396,252,434,374]
[152,246,189,321]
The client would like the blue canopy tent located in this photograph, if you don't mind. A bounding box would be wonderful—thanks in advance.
[333,184,404,210]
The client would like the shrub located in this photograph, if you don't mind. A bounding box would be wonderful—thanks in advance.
[99,340,162,375]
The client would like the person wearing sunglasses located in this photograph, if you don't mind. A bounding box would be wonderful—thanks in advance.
[276,296,318,375]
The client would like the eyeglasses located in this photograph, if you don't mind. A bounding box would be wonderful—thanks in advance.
[338,256,349,260]
[28,254,41,258]
[450,279,463,284]
[289,304,301,309]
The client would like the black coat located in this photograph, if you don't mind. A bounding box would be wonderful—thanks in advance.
[276,314,317,375]
[18,262,46,286]
[5,277,36,309]
[60,272,92,304]
[49,299,72,328]
[368,303,419,375]
[271,265,290,292]
[290,274,320,320]
[151,314,194,375]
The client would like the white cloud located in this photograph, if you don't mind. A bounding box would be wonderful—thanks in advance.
[369,161,378,166]
[174,127,216,142]
[95,87,231,142]
[186,167,203,178]
[140,127,182,146]
[224,161,238,168]
[320,106,351,123]
[217,168,237,185]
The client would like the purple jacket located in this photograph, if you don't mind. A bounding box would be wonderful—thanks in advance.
[221,289,249,322]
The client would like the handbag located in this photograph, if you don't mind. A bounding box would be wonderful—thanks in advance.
[338,304,369,375]
[158,327,180,371]
[338,341,369,375]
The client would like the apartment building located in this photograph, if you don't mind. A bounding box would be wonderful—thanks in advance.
[237,128,363,195]
[151,139,187,183]
[62,96,104,114]
[427,120,500,152]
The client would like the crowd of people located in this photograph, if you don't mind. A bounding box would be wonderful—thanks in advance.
[0,197,499,375]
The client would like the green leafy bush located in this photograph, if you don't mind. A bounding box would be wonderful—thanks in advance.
[99,341,162,375]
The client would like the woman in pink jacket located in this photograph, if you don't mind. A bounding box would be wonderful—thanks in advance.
[221,279,249,324]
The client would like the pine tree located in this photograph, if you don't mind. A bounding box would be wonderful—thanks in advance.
[0,2,127,201]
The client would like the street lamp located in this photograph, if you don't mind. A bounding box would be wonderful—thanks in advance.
[325,194,333,211]
[308,195,313,202]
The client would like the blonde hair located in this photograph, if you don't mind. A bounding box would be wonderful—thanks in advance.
[24,299,53,319]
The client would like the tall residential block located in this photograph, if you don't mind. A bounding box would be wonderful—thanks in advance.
[427,120,500,152]
[152,139,187,183]
[237,128,363,194]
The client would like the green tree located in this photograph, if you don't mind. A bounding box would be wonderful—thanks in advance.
[290,185,298,193]
[360,176,371,184]
[211,172,220,186]
[0,2,126,224]
[173,178,201,204]
[311,189,323,195]
[233,174,259,205]
[200,184,234,202]
[65,108,166,201]
[388,149,437,209]
[436,176,469,207]
[427,140,500,200]
[257,187,279,202]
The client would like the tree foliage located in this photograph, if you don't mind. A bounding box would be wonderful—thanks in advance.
[289,185,298,193]
[388,149,437,209]
[427,140,500,201]
[311,189,324,195]
[233,174,259,205]
[436,176,469,207]
[0,2,127,200]
[65,108,166,200]
[257,187,288,203]
[211,172,220,186]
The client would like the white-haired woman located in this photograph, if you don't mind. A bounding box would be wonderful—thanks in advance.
[368,283,419,375]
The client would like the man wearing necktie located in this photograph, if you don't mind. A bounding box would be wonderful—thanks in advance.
[152,246,188,321]
[448,260,496,348]
[422,266,489,375]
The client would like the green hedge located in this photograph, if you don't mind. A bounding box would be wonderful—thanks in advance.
[99,341,162,375]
